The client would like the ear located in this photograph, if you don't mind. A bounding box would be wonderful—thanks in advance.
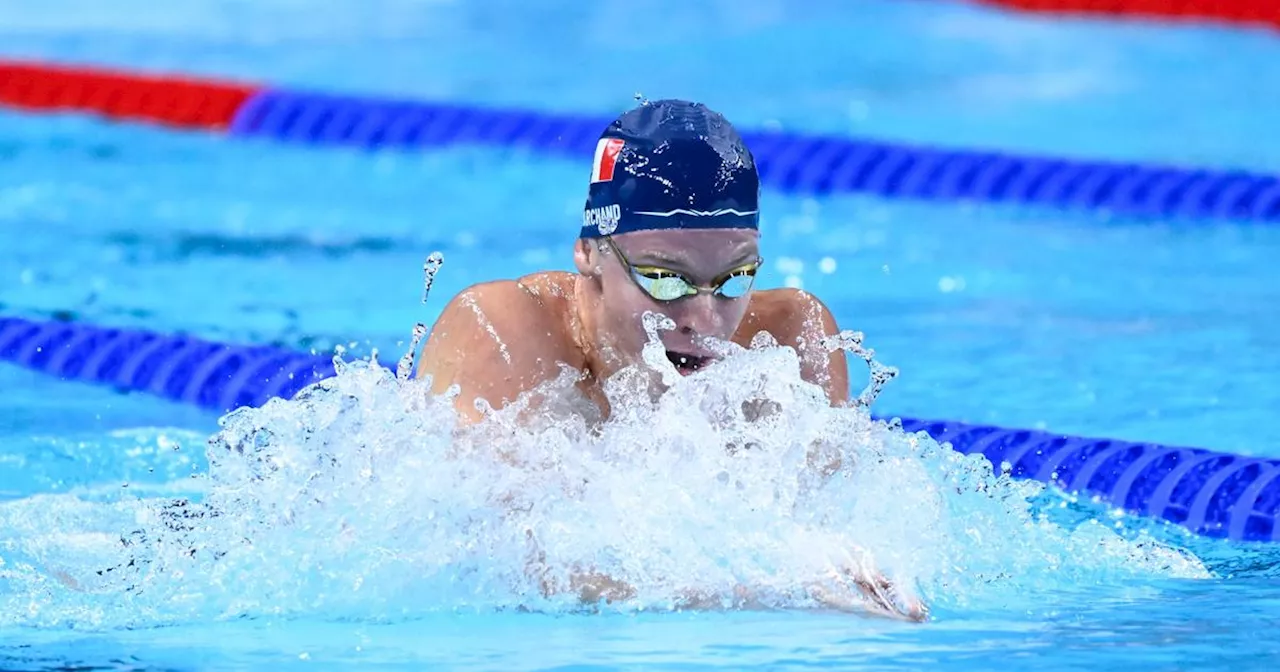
[573,238,599,276]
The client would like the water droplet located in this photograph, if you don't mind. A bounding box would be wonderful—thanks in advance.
[822,330,899,409]
[396,322,429,382]
[422,252,445,305]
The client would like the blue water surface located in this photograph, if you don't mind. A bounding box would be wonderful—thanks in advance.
[2,110,1277,453]
[2,0,1280,669]
[5,0,1280,169]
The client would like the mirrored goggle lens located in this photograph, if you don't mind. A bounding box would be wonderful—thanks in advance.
[635,273,697,301]
[632,267,757,301]
[714,271,755,299]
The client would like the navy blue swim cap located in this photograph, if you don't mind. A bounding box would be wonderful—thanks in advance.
[580,99,760,239]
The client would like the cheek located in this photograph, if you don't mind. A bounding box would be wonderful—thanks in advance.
[719,299,751,330]
[603,284,656,335]
[602,303,655,360]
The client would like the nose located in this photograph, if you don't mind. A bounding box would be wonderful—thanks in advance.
[672,293,725,339]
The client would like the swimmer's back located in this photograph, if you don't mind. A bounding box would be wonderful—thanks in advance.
[417,271,585,423]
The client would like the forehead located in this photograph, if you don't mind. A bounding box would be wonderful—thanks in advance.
[612,229,760,268]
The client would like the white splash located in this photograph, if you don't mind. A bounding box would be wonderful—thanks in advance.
[0,329,1209,630]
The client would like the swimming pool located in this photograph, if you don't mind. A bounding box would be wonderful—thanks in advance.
[3,0,1280,668]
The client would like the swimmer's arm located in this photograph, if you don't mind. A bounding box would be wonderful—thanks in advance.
[529,554,636,605]
[567,571,636,604]
[759,289,851,473]
[786,289,851,407]
[749,288,850,407]
[416,282,566,425]
[769,297,929,622]
[536,561,924,620]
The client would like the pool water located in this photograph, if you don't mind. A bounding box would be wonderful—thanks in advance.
[2,0,1280,668]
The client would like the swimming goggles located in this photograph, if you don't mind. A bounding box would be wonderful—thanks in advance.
[603,236,761,301]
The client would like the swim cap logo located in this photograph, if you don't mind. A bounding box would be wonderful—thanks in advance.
[591,137,625,183]
[583,203,621,235]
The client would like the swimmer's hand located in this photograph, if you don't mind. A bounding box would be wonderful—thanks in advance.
[565,571,636,605]
[673,576,926,622]
[807,562,928,623]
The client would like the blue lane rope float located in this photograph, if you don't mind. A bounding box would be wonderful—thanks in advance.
[0,315,332,416]
[3,314,1277,543]
[4,60,1280,223]
[227,88,1280,222]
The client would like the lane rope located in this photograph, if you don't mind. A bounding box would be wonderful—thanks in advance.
[4,59,1279,222]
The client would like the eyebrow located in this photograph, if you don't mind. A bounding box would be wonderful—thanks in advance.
[633,251,692,268]
[632,250,759,278]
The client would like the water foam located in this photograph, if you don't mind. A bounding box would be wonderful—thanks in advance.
[0,250,1209,627]
[0,320,1208,629]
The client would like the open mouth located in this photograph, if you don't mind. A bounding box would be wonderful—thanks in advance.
[666,350,712,375]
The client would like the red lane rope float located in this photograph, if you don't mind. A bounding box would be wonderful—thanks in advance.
[0,60,260,130]
[977,0,1280,30]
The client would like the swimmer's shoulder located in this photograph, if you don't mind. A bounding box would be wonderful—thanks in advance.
[419,272,582,376]
[433,271,575,322]
[513,270,579,311]
[738,287,850,404]
[737,287,841,346]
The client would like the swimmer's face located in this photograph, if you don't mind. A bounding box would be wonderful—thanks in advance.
[576,228,761,376]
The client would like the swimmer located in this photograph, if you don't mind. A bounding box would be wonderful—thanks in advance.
[417,99,926,622]
[420,99,846,423]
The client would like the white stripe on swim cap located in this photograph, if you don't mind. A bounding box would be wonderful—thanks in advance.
[631,208,759,217]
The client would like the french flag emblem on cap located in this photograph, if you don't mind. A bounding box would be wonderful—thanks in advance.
[591,137,625,183]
